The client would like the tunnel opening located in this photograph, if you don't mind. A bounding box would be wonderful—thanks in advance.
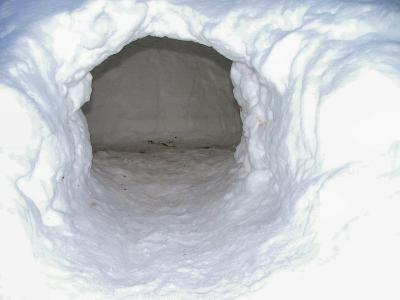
[83,36,242,153]
[0,2,314,295]
[46,35,288,297]
[1,2,316,296]
[61,36,250,293]
[80,36,245,236]
[6,1,400,299]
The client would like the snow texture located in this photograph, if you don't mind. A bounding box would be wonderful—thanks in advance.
[84,36,242,151]
[0,0,400,299]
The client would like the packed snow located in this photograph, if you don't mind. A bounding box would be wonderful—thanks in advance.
[56,149,243,296]
[0,0,400,299]
[84,36,242,151]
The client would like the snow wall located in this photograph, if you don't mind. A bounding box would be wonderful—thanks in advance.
[1,0,400,299]
[84,36,242,151]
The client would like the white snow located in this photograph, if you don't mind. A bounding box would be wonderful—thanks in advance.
[0,0,400,299]
[62,149,242,296]
[84,36,242,151]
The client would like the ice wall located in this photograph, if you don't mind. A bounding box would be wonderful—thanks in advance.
[0,0,400,299]
[84,36,241,150]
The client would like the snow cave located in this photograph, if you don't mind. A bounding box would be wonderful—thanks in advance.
[1,1,400,300]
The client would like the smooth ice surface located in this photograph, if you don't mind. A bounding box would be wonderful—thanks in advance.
[84,36,242,151]
[1,0,400,299]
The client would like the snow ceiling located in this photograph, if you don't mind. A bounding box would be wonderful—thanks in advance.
[0,0,400,299]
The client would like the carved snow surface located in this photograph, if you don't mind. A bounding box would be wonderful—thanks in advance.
[0,0,400,299]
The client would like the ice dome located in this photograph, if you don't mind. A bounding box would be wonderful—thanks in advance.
[0,0,400,299]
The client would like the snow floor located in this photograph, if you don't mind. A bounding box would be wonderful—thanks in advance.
[50,148,259,296]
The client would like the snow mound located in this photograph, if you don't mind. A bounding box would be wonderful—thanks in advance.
[0,0,400,299]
